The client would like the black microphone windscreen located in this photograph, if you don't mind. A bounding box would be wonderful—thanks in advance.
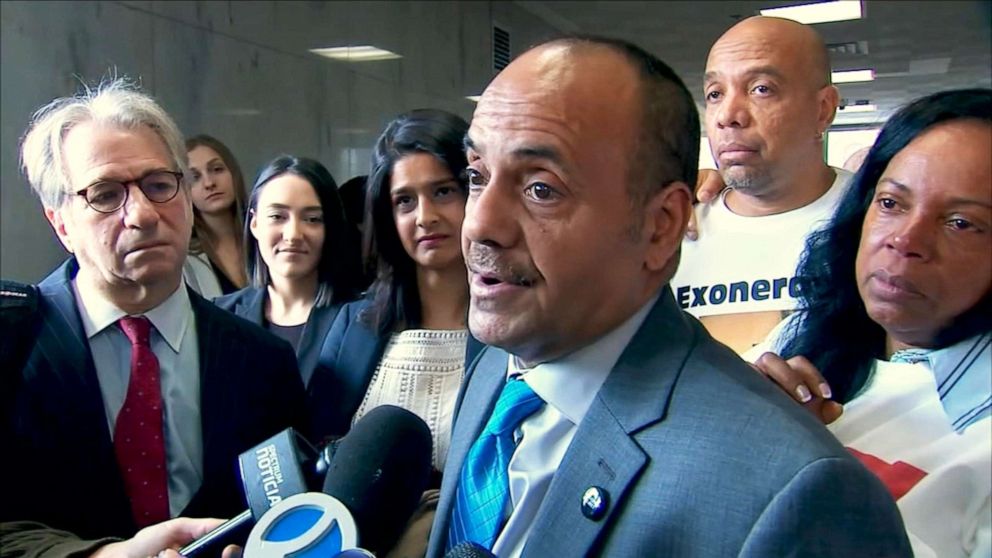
[445,542,497,558]
[321,405,433,554]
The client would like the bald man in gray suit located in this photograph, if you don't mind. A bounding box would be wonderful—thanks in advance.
[426,35,912,558]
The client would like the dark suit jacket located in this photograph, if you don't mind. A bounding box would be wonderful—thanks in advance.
[3,259,308,540]
[427,288,913,557]
[214,287,343,387]
[309,298,484,444]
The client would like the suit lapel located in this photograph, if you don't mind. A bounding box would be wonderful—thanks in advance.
[334,315,388,414]
[431,346,508,555]
[193,291,236,480]
[243,288,267,324]
[34,260,113,449]
[522,404,646,557]
[522,290,697,557]
[32,260,132,529]
[297,303,341,385]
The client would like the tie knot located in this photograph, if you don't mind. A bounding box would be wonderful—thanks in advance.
[486,378,543,435]
[118,316,152,347]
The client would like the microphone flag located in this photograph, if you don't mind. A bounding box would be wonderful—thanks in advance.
[244,492,359,557]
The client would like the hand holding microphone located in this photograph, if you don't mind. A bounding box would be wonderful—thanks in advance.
[179,429,318,557]
[187,405,433,557]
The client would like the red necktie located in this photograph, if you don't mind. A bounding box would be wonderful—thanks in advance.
[115,316,170,527]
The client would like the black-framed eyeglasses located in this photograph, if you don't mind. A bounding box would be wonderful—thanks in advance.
[74,171,183,213]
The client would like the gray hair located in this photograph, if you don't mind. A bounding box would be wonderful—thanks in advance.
[20,77,189,208]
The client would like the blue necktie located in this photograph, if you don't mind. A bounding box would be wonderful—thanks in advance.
[447,377,545,551]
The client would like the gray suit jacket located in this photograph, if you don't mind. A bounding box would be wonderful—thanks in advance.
[427,288,912,557]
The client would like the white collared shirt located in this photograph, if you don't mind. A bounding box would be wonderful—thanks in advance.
[73,277,203,516]
[492,294,659,558]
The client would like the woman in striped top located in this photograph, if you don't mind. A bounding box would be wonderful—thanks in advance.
[748,88,991,558]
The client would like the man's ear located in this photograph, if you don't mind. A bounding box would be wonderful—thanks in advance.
[44,205,74,253]
[643,181,691,272]
[817,85,840,134]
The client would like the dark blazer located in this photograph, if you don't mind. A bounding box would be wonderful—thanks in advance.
[309,298,484,443]
[214,287,343,387]
[427,288,913,557]
[3,259,307,540]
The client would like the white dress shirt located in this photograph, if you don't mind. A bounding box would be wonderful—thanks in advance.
[492,295,658,558]
[72,277,203,516]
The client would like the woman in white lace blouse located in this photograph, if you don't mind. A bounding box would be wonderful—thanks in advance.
[311,109,481,476]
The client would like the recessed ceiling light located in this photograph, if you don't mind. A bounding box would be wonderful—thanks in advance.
[838,103,877,113]
[832,69,875,83]
[309,46,401,62]
[465,95,482,102]
[760,1,862,24]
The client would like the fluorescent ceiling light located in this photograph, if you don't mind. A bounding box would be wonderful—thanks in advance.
[838,103,877,113]
[760,1,862,24]
[309,46,401,62]
[832,69,875,83]
[465,95,482,102]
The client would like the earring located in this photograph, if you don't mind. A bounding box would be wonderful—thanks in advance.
[815,131,824,141]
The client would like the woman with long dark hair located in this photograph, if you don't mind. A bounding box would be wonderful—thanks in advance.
[185,134,249,295]
[309,109,478,557]
[216,155,362,386]
[750,88,991,557]
[311,109,480,466]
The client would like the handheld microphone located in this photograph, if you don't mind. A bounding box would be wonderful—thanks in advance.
[179,429,317,557]
[244,405,433,557]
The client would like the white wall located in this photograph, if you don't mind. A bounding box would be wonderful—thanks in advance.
[826,128,882,170]
[0,0,563,282]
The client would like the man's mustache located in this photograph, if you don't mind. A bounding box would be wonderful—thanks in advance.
[465,243,539,286]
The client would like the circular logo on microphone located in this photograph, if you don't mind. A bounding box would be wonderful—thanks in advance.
[244,492,359,557]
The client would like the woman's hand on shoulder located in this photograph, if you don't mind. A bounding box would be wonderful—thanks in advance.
[752,352,844,425]
[686,169,726,241]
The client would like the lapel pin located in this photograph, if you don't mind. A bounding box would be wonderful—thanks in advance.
[581,486,609,521]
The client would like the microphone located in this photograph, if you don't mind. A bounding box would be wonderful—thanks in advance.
[243,405,433,557]
[445,542,497,558]
[240,429,319,513]
[243,492,360,557]
[180,428,318,557]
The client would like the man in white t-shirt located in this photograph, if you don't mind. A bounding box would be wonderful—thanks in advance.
[672,16,847,353]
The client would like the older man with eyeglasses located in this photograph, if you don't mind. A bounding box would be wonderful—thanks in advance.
[3,78,307,548]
